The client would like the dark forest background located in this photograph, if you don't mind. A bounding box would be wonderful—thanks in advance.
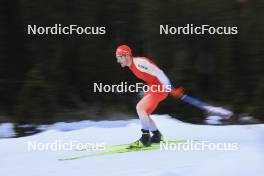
[0,0,263,124]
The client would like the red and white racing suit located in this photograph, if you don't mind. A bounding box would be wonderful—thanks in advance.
[129,57,172,131]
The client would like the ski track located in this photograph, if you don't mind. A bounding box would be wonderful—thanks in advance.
[0,115,263,176]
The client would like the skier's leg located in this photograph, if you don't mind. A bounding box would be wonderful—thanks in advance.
[133,92,168,146]
[145,92,168,131]
[130,94,156,147]
[136,94,154,130]
[148,118,158,131]
[145,95,160,131]
[136,92,167,130]
[145,92,168,142]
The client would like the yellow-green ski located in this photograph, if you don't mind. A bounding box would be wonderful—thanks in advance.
[59,140,188,161]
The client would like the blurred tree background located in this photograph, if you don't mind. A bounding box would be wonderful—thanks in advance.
[0,0,263,124]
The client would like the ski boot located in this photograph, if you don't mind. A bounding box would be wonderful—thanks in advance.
[129,129,151,148]
[151,130,164,143]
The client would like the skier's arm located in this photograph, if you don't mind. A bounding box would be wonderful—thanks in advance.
[152,67,184,97]
[134,58,172,91]
[134,58,184,97]
[150,67,173,91]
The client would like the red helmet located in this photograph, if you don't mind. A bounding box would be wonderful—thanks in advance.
[116,45,132,56]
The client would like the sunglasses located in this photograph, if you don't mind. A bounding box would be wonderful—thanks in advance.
[116,56,126,61]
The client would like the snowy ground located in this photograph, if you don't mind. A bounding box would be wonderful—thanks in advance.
[0,115,263,176]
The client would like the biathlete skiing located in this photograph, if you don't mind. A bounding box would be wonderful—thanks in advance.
[115,45,184,148]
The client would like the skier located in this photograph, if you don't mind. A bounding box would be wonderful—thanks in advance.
[116,45,184,147]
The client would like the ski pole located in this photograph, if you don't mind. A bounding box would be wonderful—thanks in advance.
[180,94,233,118]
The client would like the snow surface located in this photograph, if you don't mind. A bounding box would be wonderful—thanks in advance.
[0,115,263,176]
